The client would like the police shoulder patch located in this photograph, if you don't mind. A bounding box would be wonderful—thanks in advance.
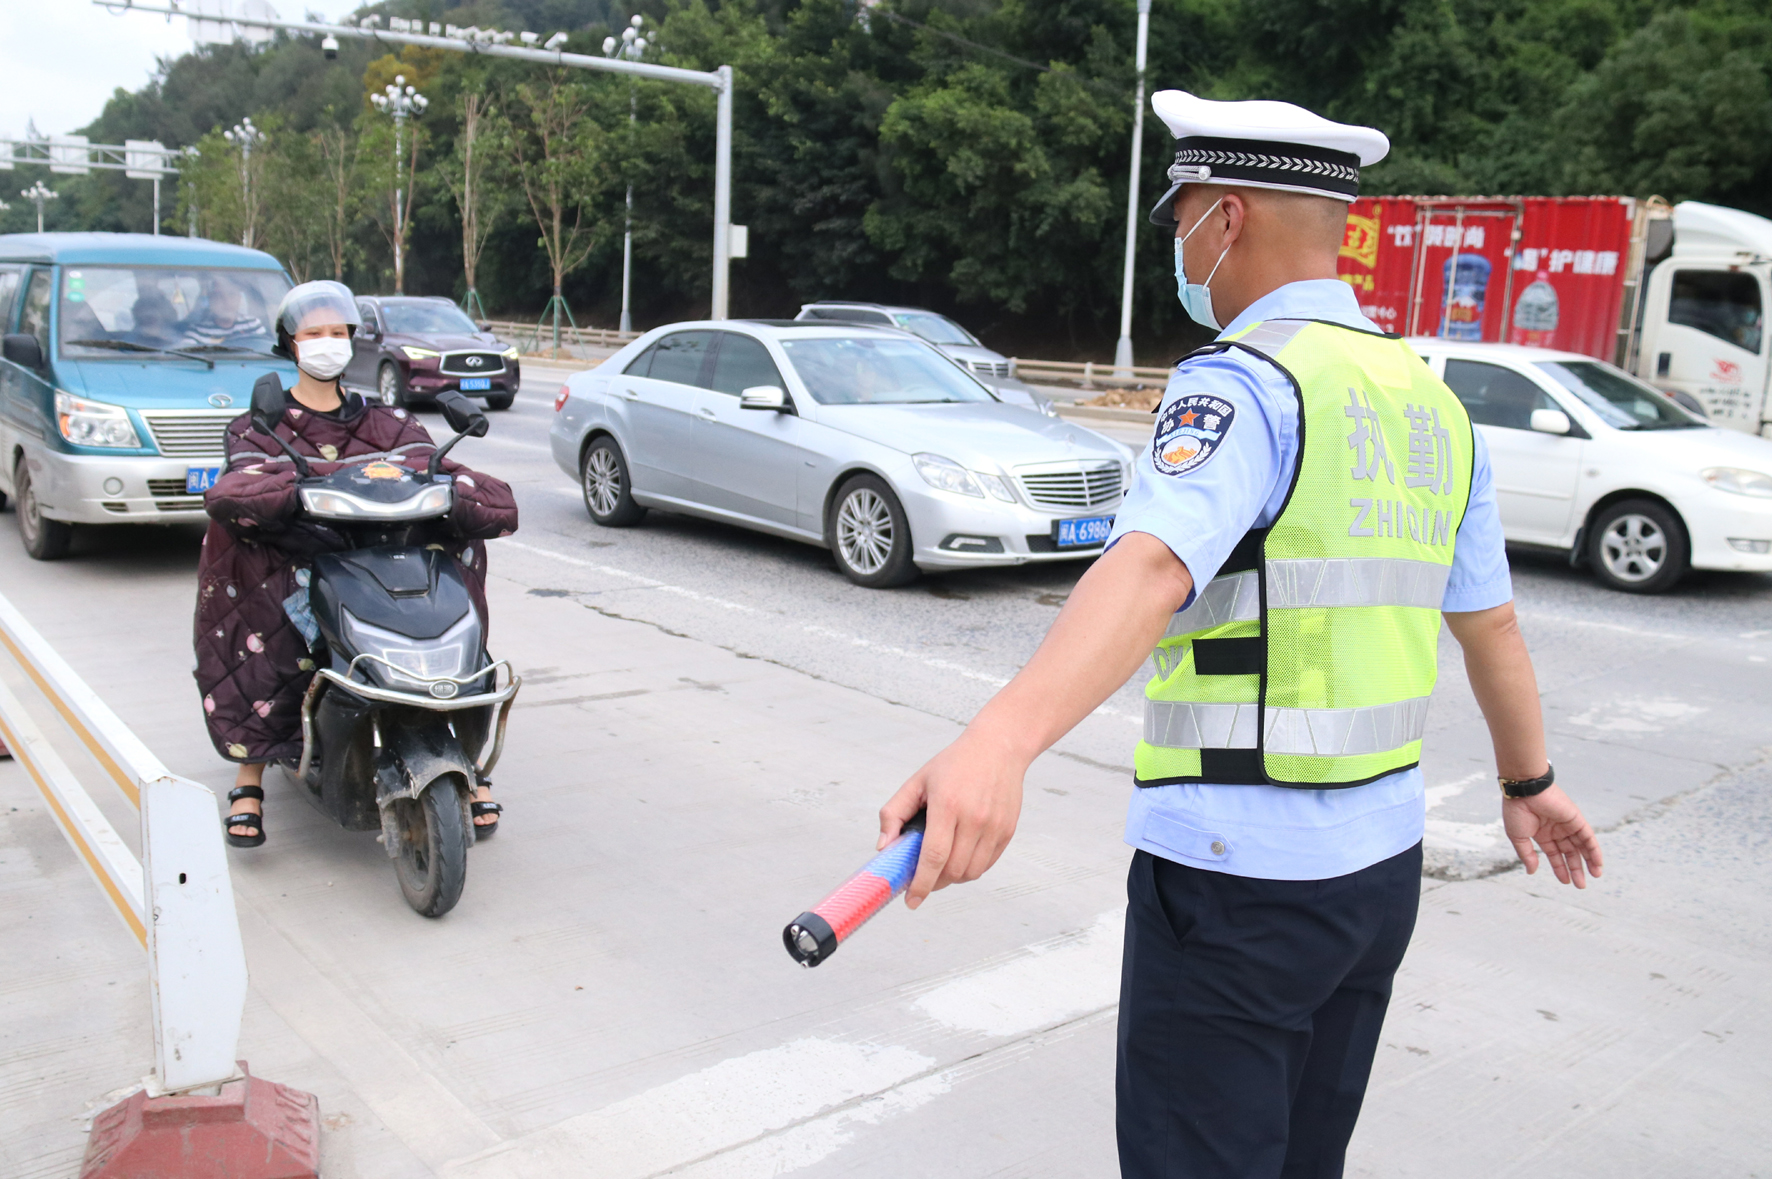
[1152,393,1236,477]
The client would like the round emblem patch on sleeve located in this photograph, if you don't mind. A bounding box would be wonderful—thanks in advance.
[1152,393,1236,476]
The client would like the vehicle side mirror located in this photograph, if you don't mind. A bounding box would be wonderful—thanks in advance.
[437,390,489,437]
[250,372,286,436]
[2,334,43,370]
[740,385,788,411]
[1530,408,1571,436]
[476,321,492,332]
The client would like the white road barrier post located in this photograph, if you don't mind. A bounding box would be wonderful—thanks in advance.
[0,590,318,1178]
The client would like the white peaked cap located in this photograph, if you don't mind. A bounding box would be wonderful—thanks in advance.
[1147,90,1390,224]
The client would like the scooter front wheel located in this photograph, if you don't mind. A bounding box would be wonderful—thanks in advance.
[392,780,468,917]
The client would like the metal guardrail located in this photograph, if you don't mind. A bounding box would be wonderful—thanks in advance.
[482,318,640,359]
[0,590,248,1096]
[1008,357,1173,389]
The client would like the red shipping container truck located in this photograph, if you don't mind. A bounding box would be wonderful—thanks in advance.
[1337,196,1772,438]
[1337,196,1644,360]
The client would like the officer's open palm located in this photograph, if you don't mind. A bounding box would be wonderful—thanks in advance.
[1504,785,1603,888]
[882,729,1025,909]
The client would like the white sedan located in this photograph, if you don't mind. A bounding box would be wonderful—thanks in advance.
[1408,340,1772,592]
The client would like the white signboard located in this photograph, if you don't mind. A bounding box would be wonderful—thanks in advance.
[125,140,172,179]
[49,135,90,175]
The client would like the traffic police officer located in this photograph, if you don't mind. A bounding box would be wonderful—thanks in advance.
[878,91,1605,1177]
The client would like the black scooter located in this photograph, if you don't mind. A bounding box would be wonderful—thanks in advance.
[250,375,521,917]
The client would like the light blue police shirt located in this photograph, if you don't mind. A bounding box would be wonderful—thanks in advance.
[1109,279,1512,881]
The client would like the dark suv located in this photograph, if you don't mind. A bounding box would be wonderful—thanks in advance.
[345,296,519,410]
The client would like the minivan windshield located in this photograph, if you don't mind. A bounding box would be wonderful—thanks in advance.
[58,266,290,359]
[782,336,997,405]
[892,311,976,347]
[1535,360,1705,430]
[380,300,479,335]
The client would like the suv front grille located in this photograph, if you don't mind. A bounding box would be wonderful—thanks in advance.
[440,352,506,375]
[141,411,234,459]
[1016,463,1123,510]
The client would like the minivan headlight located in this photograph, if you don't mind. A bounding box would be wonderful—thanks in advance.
[1702,467,1772,498]
[56,391,141,448]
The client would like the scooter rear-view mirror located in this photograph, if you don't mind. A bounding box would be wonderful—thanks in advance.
[250,372,313,477]
[437,390,490,438]
[428,391,490,480]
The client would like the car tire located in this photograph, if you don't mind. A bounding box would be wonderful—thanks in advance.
[15,458,73,561]
[1587,499,1688,594]
[828,474,917,588]
[485,394,514,411]
[378,361,409,408]
[581,436,646,527]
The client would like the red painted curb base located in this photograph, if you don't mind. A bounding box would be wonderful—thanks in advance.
[81,1061,320,1179]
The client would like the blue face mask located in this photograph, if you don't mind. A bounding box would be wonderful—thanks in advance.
[1174,198,1231,330]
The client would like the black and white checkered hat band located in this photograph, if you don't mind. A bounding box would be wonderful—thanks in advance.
[1148,136,1363,224]
[1168,148,1359,190]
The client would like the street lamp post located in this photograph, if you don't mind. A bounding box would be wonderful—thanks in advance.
[603,15,650,335]
[222,117,264,248]
[21,181,57,233]
[1113,0,1152,373]
[371,75,429,294]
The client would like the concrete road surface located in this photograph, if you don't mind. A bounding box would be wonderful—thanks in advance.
[1,361,1768,1178]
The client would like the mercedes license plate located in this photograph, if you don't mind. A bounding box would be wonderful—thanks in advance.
[185,466,220,494]
[1055,515,1113,547]
[458,377,491,391]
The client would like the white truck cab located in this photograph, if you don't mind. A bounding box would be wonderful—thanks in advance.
[1634,202,1772,438]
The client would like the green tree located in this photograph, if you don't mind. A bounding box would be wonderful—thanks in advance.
[505,71,613,324]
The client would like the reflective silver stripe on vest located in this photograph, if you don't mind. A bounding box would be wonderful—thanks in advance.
[1162,571,1260,639]
[1265,558,1450,609]
[1144,701,1260,749]
[1143,696,1432,755]
[1263,696,1432,755]
[1230,319,1311,356]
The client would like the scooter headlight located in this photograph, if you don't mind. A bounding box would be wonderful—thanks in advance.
[342,608,481,690]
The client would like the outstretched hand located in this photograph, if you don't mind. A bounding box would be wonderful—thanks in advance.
[1503,785,1603,888]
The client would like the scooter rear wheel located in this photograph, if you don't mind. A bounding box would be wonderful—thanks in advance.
[392,780,468,917]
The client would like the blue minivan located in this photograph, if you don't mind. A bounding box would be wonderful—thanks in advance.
[0,233,297,558]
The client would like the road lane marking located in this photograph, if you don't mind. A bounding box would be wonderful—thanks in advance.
[443,1038,936,1179]
[1425,771,1486,810]
[500,539,1142,726]
[911,910,1122,1037]
[1515,611,1688,643]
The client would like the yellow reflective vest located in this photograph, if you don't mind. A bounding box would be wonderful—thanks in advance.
[1136,319,1474,789]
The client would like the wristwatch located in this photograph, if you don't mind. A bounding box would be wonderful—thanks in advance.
[1499,763,1555,799]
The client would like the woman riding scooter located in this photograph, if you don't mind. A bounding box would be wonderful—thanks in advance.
[194,280,518,847]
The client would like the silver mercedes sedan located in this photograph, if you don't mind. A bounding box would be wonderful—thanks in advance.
[547,320,1133,587]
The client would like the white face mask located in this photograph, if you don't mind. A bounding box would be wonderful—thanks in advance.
[295,336,352,380]
[1174,198,1232,331]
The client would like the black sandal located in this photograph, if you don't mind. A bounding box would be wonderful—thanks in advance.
[469,791,502,838]
[225,785,266,848]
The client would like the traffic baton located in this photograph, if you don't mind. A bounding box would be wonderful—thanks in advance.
[783,809,925,968]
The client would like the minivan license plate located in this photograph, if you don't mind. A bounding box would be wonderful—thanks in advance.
[459,377,491,391]
[1055,516,1113,547]
[185,467,220,494]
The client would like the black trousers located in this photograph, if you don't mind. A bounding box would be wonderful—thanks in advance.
[1116,843,1423,1179]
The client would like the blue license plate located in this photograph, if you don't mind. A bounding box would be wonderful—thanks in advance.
[185,466,220,494]
[1055,515,1114,547]
[458,377,491,391]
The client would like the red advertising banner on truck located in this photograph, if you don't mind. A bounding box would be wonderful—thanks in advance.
[1337,196,1637,360]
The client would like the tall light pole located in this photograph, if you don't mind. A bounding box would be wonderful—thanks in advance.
[22,181,57,233]
[371,75,429,294]
[603,15,650,335]
[1113,0,1152,373]
[222,117,264,247]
